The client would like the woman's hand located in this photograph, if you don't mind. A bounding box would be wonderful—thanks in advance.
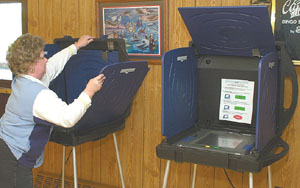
[84,74,106,99]
[75,35,94,50]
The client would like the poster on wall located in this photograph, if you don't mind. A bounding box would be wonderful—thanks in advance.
[98,1,163,59]
[274,0,300,64]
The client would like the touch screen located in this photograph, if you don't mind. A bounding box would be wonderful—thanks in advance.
[196,133,243,149]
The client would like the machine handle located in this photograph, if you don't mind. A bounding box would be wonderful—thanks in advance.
[275,41,298,134]
[261,137,289,167]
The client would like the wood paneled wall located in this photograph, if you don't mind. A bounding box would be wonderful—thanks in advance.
[25,0,300,187]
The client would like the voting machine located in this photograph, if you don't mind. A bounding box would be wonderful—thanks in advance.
[44,36,149,146]
[156,6,298,172]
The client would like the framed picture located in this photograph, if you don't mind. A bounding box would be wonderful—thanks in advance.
[251,0,271,4]
[272,0,300,65]
[98,1,164,59]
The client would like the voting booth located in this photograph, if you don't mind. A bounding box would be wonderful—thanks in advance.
[156,6,298,188]
[44,36,149,188]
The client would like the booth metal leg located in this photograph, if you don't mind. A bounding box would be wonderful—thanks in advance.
[249,172,253,188]
[268,166,272,188]
[113,133,125,188]
[191,164,197,188]
[248,166,271,188]
[72,147,78,188]
[162,160,171,188]
[62,146,66,188]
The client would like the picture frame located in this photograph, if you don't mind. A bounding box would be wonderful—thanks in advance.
[251,0,271,4]
[97,1,164,59]
[272,0,300,65]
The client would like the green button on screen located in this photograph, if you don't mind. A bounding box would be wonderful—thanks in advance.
[235,95,246,100]
[234,106,245,111]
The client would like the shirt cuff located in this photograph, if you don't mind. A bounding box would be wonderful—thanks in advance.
[78,92,92,110]
[68,44,78,55]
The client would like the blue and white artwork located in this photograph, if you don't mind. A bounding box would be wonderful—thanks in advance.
[102,5,161,57]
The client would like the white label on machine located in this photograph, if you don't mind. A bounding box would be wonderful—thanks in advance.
[219,79,255,124]
[120,68,136,74]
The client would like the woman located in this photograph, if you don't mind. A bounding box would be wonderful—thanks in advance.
[0,33,106,187]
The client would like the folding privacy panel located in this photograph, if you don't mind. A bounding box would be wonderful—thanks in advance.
[44,36,149,146]
[156,6,298,173]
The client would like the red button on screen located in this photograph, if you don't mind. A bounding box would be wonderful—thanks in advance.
[234,115,242,120]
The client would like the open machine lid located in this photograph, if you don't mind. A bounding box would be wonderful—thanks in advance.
[178,6,275,57]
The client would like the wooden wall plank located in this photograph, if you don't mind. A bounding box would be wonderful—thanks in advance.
[0,94,9,116]
[38,0,62,43]
[79,0,97,36]
[100,134,120,187]
[143,64,162,188]
[191,165,214,188]
[214,168,244,188]
[27,0,39,35]
[61,0,80,37]
[196,0,222,6]
[78,141,101,183]
[159,160,191,188]
[168,0,194,50]
[118,83,145,188]
[240,0,251,6]
[221,0,241,6]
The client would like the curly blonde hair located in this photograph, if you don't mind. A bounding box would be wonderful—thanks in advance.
[6,33,44,76]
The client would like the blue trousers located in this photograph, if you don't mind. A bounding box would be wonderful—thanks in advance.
[0,138,33,188]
